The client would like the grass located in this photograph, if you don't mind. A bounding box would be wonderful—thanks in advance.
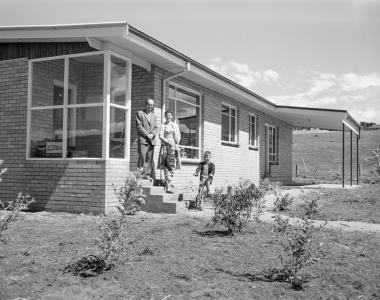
[288,185,380,224]
[1,211,379,299]
[293,130,380,183]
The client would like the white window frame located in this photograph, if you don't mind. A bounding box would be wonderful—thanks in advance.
[268,124,278,164]
[26,51,132,161]
[221,102,238,144]
[249,113,258,148]
[168,82,202,163]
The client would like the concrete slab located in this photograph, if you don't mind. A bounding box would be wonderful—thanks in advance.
[282,184,361,190]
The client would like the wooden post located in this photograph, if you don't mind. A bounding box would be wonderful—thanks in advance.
[342,124,345,188]
[350,130,353,186]
[357,133,359,185]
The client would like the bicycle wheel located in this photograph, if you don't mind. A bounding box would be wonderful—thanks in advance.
[196,185,204,210]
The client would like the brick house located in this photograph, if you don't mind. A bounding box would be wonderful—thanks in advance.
[0,22,360,214]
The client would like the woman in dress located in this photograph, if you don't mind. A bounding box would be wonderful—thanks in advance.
[158,111,181,193]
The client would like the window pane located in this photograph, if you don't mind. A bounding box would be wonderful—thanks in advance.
[167,99,176,120]
[32,59,64,107]
[231,108,236,117]
[221,113,230,141]
[177,101,199,148]
[111,56,127,106]
[221,105,229,114]
[68,54,104,104]
[250,116,256,146]
[179,148,199,160]
[231,116,236,142]
[30,109,63,158]
[169,86,176,98]
[176,88,198,105]
[110,107,125,158]
[67,107,103,158]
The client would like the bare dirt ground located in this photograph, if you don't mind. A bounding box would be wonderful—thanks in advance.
[1,206,379,299]
[263,184,380,232]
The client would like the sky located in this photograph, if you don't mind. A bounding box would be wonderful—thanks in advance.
[1,0,379,123]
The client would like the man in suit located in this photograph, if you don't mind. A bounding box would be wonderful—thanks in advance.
[136,98,158,179]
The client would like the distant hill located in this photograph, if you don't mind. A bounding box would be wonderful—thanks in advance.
[292,130,380,182]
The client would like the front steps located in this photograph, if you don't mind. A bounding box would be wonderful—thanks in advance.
[140,179,188,214]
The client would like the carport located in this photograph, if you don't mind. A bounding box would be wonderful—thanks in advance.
[274,106,361,187]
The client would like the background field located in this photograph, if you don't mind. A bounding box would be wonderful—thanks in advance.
[292,129,380,183]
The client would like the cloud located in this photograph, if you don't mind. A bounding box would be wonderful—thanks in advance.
[340,73,380,91]
[208,58,280,89]
[263,69,280,82]
[354,108,377,121]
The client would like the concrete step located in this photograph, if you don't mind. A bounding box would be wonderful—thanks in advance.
[140,184,186,214]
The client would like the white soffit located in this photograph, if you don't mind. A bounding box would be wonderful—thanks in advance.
[275,106,348,131]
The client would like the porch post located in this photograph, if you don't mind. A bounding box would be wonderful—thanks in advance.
[356,131,359,185]
[342,123,345,188]
[350,130,353,186]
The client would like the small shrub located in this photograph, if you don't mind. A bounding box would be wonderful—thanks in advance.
[212,179,266,234]
[0,192,34,244]
[0,160,6,183]
[112,170,146,216]
[366,146,380,176]
[272,189,325,290]
[259,177,279,194]
[274,191,294,212]
[67,171,146,277]
[92,215,128,263]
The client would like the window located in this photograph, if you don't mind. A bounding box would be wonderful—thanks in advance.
[109,55,128,158]
[28,52,130,159]
[249,114,257,148]
[221,104,237,143]
[167,84,200,160]
[268,125,278,163]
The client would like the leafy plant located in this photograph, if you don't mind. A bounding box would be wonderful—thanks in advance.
[1,193,34,244]
[211,179,266,234]
[272,189,325,290]
[368,147,380,176]
[259,177,279,194]
[92,215,128,263]
[66,170,146,277]
[274,190,294,212]
[0,160,6,182]
[0,162,35,245]
[112,170,146,216]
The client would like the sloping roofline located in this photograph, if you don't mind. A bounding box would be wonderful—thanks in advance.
[0,21,361,132]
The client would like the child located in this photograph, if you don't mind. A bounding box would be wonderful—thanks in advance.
[193,151,215,209]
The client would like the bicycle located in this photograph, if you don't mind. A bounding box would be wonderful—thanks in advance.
[187,177,208,211]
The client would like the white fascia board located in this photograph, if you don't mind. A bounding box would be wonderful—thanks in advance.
[87,38,151,71]
[343,118,360,135]
[122,32,187,69]
[0,26,126,40]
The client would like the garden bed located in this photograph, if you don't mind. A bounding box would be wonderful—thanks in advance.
[1,211,379,299]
